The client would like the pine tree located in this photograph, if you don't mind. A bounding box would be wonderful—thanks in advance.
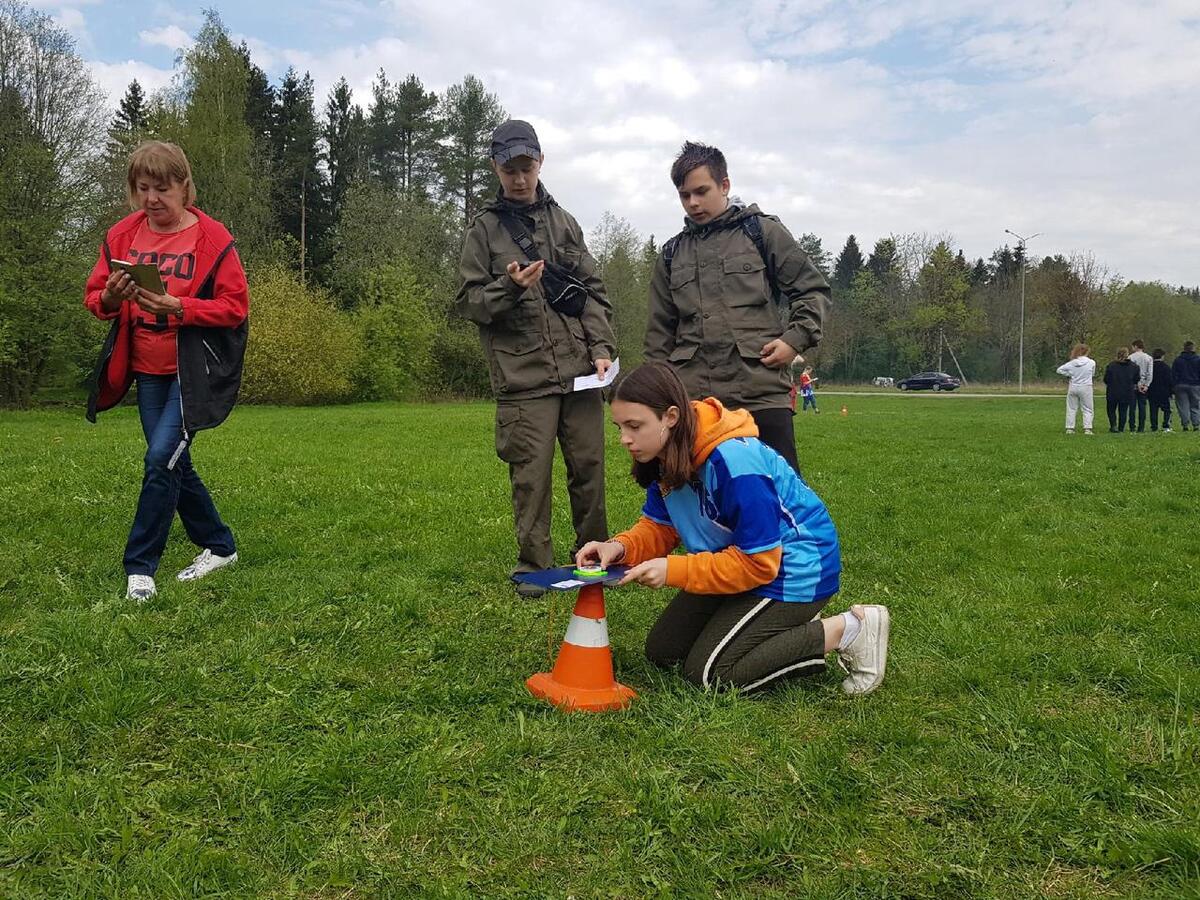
[366,69,399,190]
[867,237,898,283]
[274,67,330,281]
[832,234,864,296]
[797,233,830,278]
[437,74,505,227]
[108,79,147,151]
[394,74,439,198]
[324,77,366,222]
[238,42,275,149]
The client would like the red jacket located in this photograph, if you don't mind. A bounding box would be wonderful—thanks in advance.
[84,207,249,433]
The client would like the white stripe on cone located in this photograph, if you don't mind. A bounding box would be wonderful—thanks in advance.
[563,615,610,649]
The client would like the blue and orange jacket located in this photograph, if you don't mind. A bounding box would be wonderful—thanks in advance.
[613,398,841,602]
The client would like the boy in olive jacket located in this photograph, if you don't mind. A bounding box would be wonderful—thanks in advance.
[645,141,831,472]
[454,120,617,597]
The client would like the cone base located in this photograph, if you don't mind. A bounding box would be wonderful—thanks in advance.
[526,672,637,712]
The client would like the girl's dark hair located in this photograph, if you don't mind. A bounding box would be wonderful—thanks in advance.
[670,141,728,188]
[613,363,697,490]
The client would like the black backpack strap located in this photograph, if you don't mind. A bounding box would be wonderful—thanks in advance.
[662,233,682,279]
[497,212,542,262]
[741,214,780,304]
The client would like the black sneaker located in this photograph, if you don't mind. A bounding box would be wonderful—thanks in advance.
[513,580,546,599]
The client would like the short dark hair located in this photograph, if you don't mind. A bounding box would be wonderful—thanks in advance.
[1153,348,1165,360]
[1186,341,1196,352]
[1132,339,1144,349]
[670,141,728,188]
[613,363,697,491]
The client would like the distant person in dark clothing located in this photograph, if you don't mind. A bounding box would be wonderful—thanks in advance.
[1172,341,1200,431]
[1103,347,1139,433]
[1148,349,1174,432]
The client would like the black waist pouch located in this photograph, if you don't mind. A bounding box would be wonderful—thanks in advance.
[541,263,587,317]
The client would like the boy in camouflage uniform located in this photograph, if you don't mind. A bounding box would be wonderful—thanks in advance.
[645,141,830,472]
[455,120,616,597]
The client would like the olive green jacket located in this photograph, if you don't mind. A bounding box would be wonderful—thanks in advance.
[644,203,830,411]
[454,186,616,401]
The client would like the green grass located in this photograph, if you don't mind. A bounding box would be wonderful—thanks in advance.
[1,396,1198,898]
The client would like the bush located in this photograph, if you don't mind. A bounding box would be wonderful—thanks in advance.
[241,264,359,404]
[354,265,437,401]
[429,321,492,399]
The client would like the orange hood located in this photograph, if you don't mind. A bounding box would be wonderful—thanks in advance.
[690,398,759,468]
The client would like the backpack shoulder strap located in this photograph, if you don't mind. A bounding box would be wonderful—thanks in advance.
[740,214,780,304]
[496,212,542,262]
[662,232,684,279]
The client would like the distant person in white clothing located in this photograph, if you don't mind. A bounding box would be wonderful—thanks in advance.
[1057,343,1096,434]
[1128,339,1154,433]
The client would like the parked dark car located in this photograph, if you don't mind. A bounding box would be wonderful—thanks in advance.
[897,371,960,392]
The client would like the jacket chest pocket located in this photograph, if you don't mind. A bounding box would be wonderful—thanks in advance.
[493,307,544,356]
[557,248,580,272]
[723,253,779,334]
[669,263,703,344]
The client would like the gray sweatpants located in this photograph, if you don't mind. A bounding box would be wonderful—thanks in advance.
[1175,384,1200,429]
[645,590,832,692]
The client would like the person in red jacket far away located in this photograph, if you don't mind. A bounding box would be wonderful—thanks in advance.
[84,141,249,603]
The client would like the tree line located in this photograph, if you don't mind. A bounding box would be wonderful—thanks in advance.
[2,1,1198,407]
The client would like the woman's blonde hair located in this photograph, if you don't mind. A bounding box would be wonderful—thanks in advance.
[1115,347,1129,361]
[126,141,196,210]
[1070,343,1089,359]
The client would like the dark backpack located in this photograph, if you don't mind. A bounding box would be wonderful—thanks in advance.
[497,212,588,318]
[662,213,780,304]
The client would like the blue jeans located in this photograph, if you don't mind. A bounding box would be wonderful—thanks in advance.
[124,374,235,576]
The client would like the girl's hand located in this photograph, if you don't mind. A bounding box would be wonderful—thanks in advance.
[575,540,626,569]
[134,287,183,317]
[619,557,668,588]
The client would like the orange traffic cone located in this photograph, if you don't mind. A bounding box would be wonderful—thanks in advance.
[527,584,637,712]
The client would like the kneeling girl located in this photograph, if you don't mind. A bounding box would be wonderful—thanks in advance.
[577,363,889,695]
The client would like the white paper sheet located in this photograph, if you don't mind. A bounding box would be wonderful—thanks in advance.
[572,357,620,392]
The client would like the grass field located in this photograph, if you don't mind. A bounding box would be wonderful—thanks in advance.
[1,395,1198,898]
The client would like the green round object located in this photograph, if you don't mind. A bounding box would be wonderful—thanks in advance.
[573,566,607,578]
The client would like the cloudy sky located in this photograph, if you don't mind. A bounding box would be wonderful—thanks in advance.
[34,0,1200,286]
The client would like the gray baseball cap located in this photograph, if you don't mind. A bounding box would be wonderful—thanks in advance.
[490,119,541,163]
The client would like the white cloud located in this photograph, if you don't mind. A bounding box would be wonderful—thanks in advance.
[89,60,175,106]
[138,24,191,51]
[74,0,1200,284]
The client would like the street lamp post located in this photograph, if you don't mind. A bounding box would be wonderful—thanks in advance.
[1004,228,1041,393]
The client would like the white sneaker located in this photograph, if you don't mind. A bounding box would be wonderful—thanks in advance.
[126,574,157,602]
[837,604,890,695]
[1163,427,1172,433]
[177,549,238,582]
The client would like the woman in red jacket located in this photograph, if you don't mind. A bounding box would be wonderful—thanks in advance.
[84,141,249,602]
